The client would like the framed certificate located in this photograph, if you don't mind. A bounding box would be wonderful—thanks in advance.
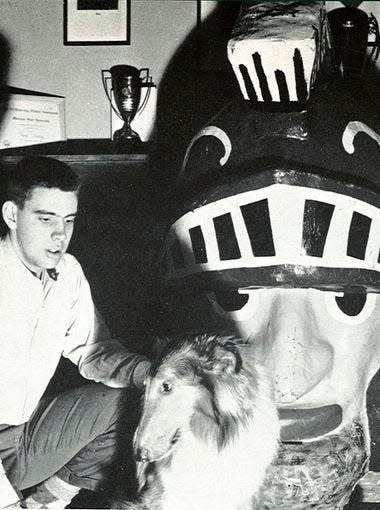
[0,94,66,150]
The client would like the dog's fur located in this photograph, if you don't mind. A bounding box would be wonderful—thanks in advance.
[114,334,279,510]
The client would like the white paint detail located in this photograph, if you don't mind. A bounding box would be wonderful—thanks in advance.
[227,39,317,102]
[342,121,380,155]
[180,126,232,176]
[164,184,380,279]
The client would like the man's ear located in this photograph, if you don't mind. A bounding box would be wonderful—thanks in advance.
[2,201,18,230]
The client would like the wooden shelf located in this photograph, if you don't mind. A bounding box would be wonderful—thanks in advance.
[0,139,151,176]
[0,138,151,155]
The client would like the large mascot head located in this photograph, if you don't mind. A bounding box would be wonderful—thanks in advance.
[160,1,380,508]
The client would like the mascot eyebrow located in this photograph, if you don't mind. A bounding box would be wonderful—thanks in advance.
[182,120,380,181]
[182,126,232,171]
[343,121,380,155]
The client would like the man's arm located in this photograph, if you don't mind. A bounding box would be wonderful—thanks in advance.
[62,265,150,389]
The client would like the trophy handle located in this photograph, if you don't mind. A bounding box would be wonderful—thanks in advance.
[101,69,123,120]
[137,68,155,114]
[139,68,150,83]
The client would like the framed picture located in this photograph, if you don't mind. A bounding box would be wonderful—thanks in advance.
[64,0,130,46]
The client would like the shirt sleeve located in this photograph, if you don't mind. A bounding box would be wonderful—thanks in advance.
[0,461,19,508]
[62,263,150,389]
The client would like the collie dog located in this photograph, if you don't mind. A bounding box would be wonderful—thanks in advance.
[115,334,279,510]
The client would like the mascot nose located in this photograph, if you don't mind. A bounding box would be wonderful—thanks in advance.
[134,446,151,462]
[266,304,333,403]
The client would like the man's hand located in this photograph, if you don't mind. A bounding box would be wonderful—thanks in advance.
[132,360,151,390]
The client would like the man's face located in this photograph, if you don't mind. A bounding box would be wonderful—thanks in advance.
[8,186,78,274]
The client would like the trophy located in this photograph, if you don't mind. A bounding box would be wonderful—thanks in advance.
[102,65,155,150]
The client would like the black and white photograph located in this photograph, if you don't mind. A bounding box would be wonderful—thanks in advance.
[0,1,380,509]
[64,0,130,45]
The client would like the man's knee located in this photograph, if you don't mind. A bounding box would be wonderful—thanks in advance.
[76,384,126,430]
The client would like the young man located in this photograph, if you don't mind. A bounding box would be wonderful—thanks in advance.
[0,156,151,509]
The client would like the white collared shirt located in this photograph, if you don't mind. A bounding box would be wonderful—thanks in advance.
[0,235,149,506]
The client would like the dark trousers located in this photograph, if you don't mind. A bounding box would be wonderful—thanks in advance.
[0,384,130,494]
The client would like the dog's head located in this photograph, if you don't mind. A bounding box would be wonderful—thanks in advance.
[133,334,257,463]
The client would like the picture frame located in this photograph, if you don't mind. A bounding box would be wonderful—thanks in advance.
[63,0,130,46]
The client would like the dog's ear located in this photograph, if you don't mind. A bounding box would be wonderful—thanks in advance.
[209,336,243,375]
[206,341,242,375]
[212,348,237,375]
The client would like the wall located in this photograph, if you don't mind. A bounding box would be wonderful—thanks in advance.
[0,0,197,140]
[1,1,379,141]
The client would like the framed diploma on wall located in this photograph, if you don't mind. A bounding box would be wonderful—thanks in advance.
[0,93,66,149]
[64,0,130,45]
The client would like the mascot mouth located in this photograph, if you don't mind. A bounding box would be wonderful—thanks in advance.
[278,404,343,442]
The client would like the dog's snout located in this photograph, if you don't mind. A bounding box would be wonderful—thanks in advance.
[135,446,151,463]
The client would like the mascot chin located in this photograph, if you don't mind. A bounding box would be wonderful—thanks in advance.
[156,2,380,508]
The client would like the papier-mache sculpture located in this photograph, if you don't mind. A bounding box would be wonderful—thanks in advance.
[159,1,380,508]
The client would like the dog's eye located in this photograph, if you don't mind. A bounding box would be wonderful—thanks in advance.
[161,381,173,393]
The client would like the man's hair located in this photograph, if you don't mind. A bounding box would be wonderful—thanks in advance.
[6,156,81,208]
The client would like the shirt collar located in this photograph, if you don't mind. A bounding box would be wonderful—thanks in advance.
[46,267,59,281]
[1,234,61,284]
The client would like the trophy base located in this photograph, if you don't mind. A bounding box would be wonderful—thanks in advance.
[112,127,142,153]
